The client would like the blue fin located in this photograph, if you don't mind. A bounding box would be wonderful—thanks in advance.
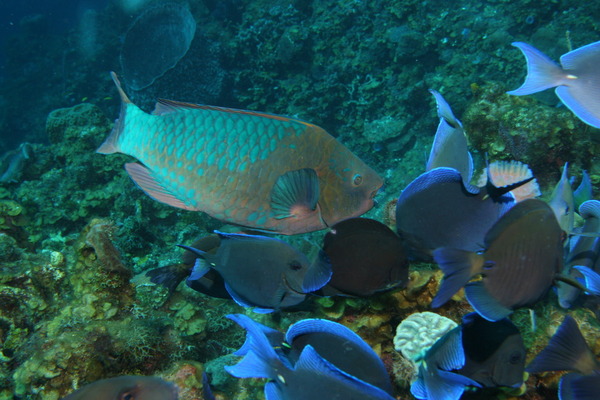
[421,365,476,400]
[302,249,332,292]
[579,199,600,219]
[507,42,564,96]
[464,281,512,321]
[432,328,465,371]
[270,168,320,219]
[431,248,482,308]
[201,372,216,400]
[264,382,283,400]
[559,372,582,400]
[226,314,284,356]
[570,374,600,400]
[574,171,593,211]
[225,349,271,378]
[187,258,211,282]
[214,230,270,242]
[224,282,274,313]
[410,375,428,399]
[573,265,600,295]
[526,316,592,373]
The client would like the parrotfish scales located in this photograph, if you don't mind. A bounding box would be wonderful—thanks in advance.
[98,72,383,234]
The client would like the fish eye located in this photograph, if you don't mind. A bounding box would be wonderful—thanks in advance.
[509,351,523,364]
[288,261,302,271]
[119,392,135,400]
[352,174,363,186]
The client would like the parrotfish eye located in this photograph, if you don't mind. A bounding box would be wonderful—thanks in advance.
[352,174,363,186]
[288,260,302,271]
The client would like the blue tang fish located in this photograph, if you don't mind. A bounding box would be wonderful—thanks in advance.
[225,314,395,400]
[228,314,394,396]
[61,376,177,400]
[98,73,383,235]
[507,41,600,128]
[527,316,600,400]
[179,231,331,313]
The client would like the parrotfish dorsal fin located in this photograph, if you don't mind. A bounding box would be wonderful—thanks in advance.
[271,168,320,220]
[153,99,320,129]
[110,71,132,104]
[125,163,198,211]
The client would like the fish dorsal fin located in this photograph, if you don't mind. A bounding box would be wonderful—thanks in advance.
[464,281,513,321]
[124,163,198,211]
[153,99,320,128]
[271,168,320,220]
[483,199,554,246]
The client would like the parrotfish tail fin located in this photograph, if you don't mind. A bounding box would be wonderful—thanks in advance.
[145,265,187,294]
[556,41,600,129]
[431,248,482,308]
[125,163,198,210]
[226,314,284,357]
[270,168,320,220]
[574,171,593,211]
[201,372,216,400]
[302,249,332,293]
[225,314,283,380]
[97,72,132,154]
[570,374,600,400]
[507,42,564,96]
[295,345,395,400]
[573,265,600,295]
[429,89,462,130]
[464,281,513,321]
[526,315,591,374]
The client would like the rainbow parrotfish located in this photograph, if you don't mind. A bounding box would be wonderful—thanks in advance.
[98,72,383,235]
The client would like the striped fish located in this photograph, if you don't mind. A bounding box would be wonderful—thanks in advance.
[98,72,383,234]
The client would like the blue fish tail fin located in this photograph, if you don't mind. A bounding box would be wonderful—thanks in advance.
[225,314,283,380]
[569,374,600,400]
[302,249,332,292]
[432,248,483,307]
[526,316,592,373]
[507,42,565,96]
[97,72,133,154]
[573,265,600,295]
[464,281,512,321]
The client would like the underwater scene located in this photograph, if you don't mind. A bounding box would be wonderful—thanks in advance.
[0,0,600,399]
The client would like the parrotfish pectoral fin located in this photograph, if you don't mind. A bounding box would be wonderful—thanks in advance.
[464,281,512,321]
[271,168,320,220]
[526,316,590,374]
[125,163,198,211]
[507,42,565,96]
[432,248,483,308]
[573,265,600,295]
[302,249,332,293]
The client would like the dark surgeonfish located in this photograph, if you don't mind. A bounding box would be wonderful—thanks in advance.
[317,218,409,297]
[98,72,383,235]
[527,316,600,400]
[179,231,331,313]
[226,314,395,400]
[432,198,564,321]
[229,314,394,395]
[559,200,600,308]
[411,312,526,400]
[507,41,600,129]
[61,376,178,400]
[147,234,231,300]
[425,90,473,185]
[395,167,521,261]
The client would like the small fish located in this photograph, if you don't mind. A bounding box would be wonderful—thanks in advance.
[426,90,473,185]
[179,231,331,313]
[411,312,525,400]
[507,41,600,128]
[98,72,383,234]
[432,199,564,321]
[549,163,575,235]
[226,314,395,400]
[558,200,600,308]
[395,167,522,261]
[61,376,178,400]
[317,217,409,297]
[146,234,231,299]
[527,316,600,400]
[456,313,526,389]
[229,314,394,395]
[410,323,480,400]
